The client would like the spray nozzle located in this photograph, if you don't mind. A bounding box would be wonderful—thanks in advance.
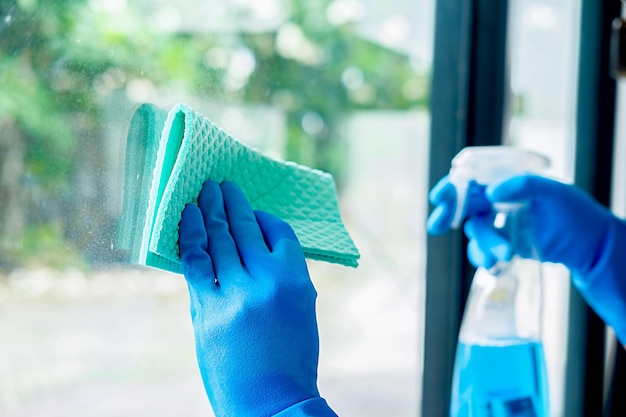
[449,146,550,228]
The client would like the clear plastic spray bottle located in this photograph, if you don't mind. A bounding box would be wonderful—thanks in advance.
[448,146,550,417]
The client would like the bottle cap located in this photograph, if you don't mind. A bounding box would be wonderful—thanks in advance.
[449,146,550,228]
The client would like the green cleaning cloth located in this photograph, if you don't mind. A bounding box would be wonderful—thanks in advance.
[119,102,360,274]
[116,103,169,266]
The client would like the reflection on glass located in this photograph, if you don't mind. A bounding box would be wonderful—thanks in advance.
[507,0,582,415]
[0,0,433,416]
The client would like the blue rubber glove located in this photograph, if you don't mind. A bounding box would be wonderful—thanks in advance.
[427,173,626,343]
[178,180,337,417]
[426,175,492,236]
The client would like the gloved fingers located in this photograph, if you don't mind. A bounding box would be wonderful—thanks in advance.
[467,238,497,269]
[183,251,218,293]
[179,203,208,255]
[179,204,218,289]
[255,210,311,291]
[254,210,302,254]
[427,177,491,234]
[486,174,547,203]
[198,181,242,275]
[427,176,456,235]
[488,173,607,219]
[220,181,270,263]
[464,215,512,263]
[426,203,455,235]
[429,174,456,205]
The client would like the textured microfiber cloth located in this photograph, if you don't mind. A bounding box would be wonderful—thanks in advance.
[120,102,360,274]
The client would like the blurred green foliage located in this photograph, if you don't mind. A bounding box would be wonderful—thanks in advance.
[0,0,428,270]
[11,223,88,270]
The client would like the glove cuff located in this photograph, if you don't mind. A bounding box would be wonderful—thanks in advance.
[272,397,338,417]
[572,216,626,344]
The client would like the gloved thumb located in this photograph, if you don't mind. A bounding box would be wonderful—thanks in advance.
[485,174,545,204]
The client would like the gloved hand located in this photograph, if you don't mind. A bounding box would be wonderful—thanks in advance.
[428,174,614,273]
[178,180,337,417]
[427,173,626,343]
[426,175,491,237]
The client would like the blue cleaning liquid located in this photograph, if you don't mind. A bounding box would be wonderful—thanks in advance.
[450,340,549,417]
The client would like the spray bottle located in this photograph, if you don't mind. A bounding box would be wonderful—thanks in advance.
[448,146,550,417]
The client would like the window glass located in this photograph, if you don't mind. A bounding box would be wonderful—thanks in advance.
[0,0,434,415]
[613,5,626,220]
[612,9,626,378]
[506,0,582,415]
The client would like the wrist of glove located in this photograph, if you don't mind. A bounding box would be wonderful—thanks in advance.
[179,180,335,417]
[570,214,626,344]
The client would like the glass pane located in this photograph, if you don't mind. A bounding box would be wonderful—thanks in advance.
[612,8,626,376]
[0,0,434,415]
[613,5,626,222]
[506,0,582,415]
